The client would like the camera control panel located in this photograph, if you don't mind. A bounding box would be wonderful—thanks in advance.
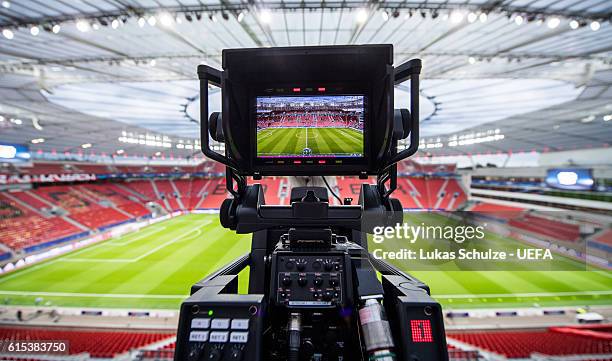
[272,253,348,307]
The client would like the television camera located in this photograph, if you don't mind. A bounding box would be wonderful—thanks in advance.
[175,45,449,361]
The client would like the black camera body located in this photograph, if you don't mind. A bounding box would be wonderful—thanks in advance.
[175,45,448,361]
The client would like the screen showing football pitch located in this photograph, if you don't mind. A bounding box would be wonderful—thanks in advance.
[256,95,364,158]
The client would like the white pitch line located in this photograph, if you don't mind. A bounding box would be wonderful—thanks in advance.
[62,225,207,263]
[435,290,612,299]
[131,223,208,262]
[0,259,61,284]
[0,216,209,282]
[107,226,167,246]
[0,290,187,299]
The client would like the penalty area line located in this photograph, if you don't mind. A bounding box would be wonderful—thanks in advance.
[62,221,210,263]
[107,226,167,246]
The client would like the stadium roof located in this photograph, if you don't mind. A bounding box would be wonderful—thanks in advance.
[0,0,611,160]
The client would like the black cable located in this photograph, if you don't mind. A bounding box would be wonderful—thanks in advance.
[321,176,342,204]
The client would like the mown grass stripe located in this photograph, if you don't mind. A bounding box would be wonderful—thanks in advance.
[318,128,344,154]
[337,129,363,152]
[258,129,286,154]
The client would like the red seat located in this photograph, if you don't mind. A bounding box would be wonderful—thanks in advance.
[449,328,612,358]
[0,326,174,358]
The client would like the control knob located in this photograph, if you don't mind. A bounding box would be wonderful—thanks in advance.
[323,259,333,271]
[296,259,308,271]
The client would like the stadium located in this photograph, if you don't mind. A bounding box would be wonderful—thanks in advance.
[0,0,611,360]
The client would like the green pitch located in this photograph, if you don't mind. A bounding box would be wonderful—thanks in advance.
[0,213,609,310]
[257,127,363,157]
[374,212,612,309]
[0,214,251,309]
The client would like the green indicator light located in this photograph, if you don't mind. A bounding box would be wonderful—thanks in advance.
[208,310,214,316]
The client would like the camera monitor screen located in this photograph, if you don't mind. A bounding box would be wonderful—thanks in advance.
[256,95,364,159]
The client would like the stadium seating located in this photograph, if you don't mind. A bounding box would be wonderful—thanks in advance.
[394,178,421,208]
[0,326,174,358]
[509,214,580,242]
[0,161,470,253]
[177,178,211,209]
[123,180,158,200]
[593,229,612,247]
[336,176,372,202]
[9,191,52,210]
[439,179,467,210]
[13,163,72,175]
[86,184,150,218]
[470,202,525,213]
[336,176,465,210]
[449,328,612,358]
[155,180,182,211]
[32,185,131,230]
[140,340,176,359]
[200,178,230,208]
[0,193,81,250]
[249,177,284,205]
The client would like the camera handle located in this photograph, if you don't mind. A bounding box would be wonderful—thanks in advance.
[376,58,421,201]
[197,64,240,171]
[388,58,422,166]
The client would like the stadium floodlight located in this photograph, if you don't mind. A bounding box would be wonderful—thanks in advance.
[590,21,600,31]
[81,143,92,149]
[467,12,477,23]
[30,26,39,36]
[76,20,91,32]
[2,28,13,39]
[547,17,560,29]
[1,1,9,9]
[514,15,524,25]
[147,15,157,26]
[570,20,580,29]
[355,8,368,23]
[450,10,465,24]
[138,17,146,27]
[159,13,174,27]
[111,19,120,29]
[259,9,271,24]
[237,11,245,22]
[479,12,488,23]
